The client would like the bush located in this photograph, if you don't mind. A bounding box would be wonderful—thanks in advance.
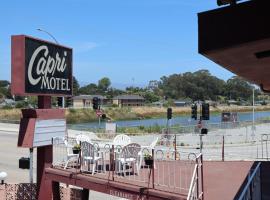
[1,105,13,109]
[15,101,27,108]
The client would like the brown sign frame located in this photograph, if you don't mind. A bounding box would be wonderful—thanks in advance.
[11,35,73,96]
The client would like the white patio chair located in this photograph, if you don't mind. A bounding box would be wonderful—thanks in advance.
[76,134,91,144]
[80,141,102,175]
[139,137,159,168]
[113,134,131,146]
[52,137,79,169]
[116,143,141,176]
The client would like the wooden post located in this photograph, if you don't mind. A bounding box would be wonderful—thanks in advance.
[37,96,53,200]
[52,181,60,200]
[81,189,89,200]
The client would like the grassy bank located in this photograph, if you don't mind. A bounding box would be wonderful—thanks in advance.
[1,105,270,124]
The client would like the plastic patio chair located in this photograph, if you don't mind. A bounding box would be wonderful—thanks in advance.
[80,141,102,175]
[113,134,131,146]
[76,134,91,144]
[52,137,79,169]
[116,143,141,176]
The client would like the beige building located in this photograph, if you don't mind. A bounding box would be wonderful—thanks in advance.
[113,95,145,107]
[72,95,108,108]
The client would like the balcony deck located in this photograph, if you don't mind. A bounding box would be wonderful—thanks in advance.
[45,160,253,200]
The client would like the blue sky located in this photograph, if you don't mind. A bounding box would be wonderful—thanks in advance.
[0,0,234,88]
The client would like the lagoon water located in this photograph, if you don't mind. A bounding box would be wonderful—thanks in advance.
[68,110,270,131]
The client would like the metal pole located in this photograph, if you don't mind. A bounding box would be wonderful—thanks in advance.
[29,148,33,183]
[152,148,155,189]
[174,133,177,160]
[200,135,203,153]
[98,116,101,129]
[252,88,255,138]
[166,119,169,146]
[62,97,65,109]
[222,135,225,161]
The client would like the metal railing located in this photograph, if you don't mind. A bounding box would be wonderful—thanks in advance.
[52,137,201,196]
[237,162,261,200]
[187,153,204,200]
[153,151,199,194]
[159,121,270,161]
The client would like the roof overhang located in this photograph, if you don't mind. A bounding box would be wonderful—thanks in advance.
[198,0,270,91]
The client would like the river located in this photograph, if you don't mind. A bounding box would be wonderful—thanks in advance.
[68,110,270,131]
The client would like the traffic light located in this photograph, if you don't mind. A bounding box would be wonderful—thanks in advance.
[201,128,208,135]
[202,103,210,120]
[167,107,172,120]
[92,97,99,110]
[191,104,197,120]
[101,114,107,120]
[66,97,72,108]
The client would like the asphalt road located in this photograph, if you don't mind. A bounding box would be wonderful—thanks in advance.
[0,130,33,183]
[0,127,121,200]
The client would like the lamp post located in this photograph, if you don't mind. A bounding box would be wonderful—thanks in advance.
[36,28,65,108]
[252,87,255,139]
[0,172,7,184]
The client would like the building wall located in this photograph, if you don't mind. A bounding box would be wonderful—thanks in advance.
[114,99,144,107]
[73,100,84,108]
[113,99,119,106]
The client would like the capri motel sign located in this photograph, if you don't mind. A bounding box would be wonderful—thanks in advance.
[11,35,73,200]
[11,35,72,96]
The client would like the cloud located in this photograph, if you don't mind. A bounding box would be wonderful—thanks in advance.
[74,42,101,53]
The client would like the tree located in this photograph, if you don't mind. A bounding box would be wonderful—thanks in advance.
[0,80,10,88]
[106,88,125,99]
[72,76,80,96]
[126,86,146,94]
[98,77,111,93]
[78,83,98,95]
[158,70,226,101]
[225,76,253,100]
[143,91,160,103]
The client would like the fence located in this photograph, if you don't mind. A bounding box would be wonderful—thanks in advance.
[52,138,202,196]
[187,154,204,200]
[159,121,270,161]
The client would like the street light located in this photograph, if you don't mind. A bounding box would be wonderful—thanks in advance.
[36,28,65,108]
[252,87,255,138]
[0,171,7,184]
[36,28,59,44]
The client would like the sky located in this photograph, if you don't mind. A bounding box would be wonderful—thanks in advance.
[0,0,235,88]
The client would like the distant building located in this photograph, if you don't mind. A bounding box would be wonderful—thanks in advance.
[227,100,239,105]
[152,101,164,107]
[72,95,109,108]
[113,95,145,107]
[174,100,191,107]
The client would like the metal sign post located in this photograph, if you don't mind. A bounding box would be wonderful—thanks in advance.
[96,109,103,129]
